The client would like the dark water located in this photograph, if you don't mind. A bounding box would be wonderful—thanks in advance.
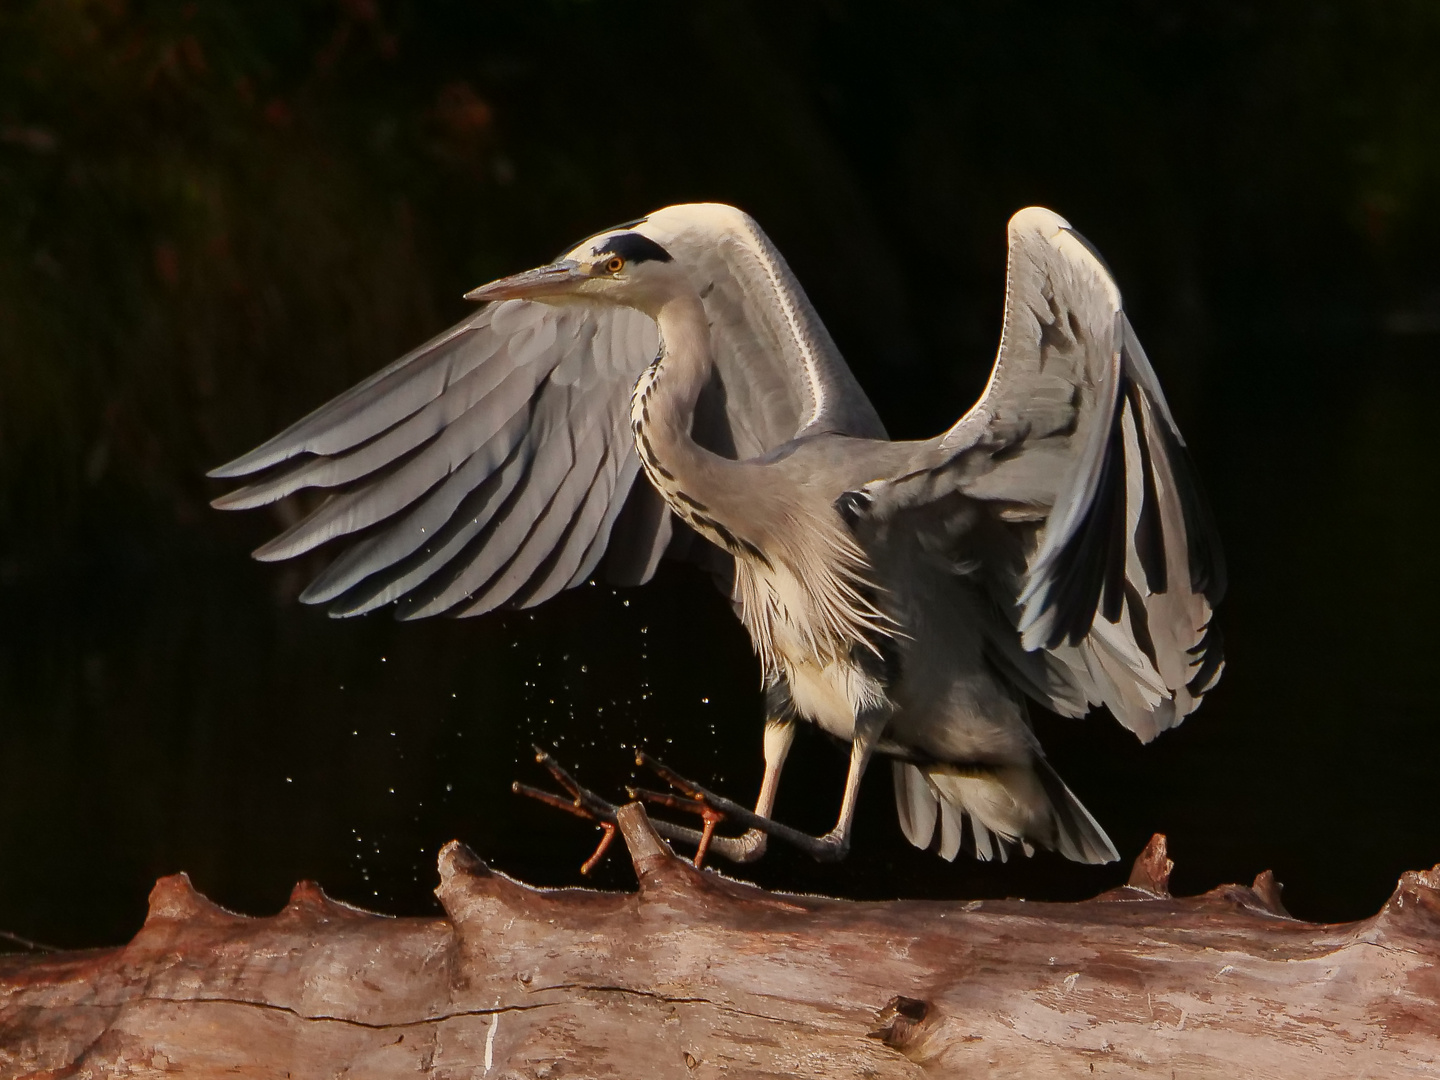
[3,2,1439,950]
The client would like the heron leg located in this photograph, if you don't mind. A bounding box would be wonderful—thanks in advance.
[800,704,889,860]
[742,717,797,855]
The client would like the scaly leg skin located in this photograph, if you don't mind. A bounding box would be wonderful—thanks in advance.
[639,706,889,864]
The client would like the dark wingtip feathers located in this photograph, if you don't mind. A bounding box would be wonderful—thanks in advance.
[1186,623,1225,697]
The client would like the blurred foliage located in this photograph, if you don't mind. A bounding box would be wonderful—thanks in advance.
[2,0,1439,945]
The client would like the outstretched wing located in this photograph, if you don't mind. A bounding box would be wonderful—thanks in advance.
[210,299,662,619]
[876,207,1225,741]
[209,203,885,619]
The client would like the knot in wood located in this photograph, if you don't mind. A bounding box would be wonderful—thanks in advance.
[869,994,932,1050]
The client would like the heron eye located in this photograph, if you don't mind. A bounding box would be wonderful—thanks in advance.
[605,256,625,274]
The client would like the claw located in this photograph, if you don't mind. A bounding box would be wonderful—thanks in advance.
[513,748,622,874]
[626,779,730,869]
[635,749,705,799]
[626,785,701,814]
[627,781,727,868]
[530,745,616,821]
[692,805,725,868]
[511,780,592,820]
[580,821,617,875]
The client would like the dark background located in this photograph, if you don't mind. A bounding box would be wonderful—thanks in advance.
[3,1,1438,951]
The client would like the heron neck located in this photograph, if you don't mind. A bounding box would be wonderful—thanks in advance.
[635,295,712,453]
[631,293,730,506]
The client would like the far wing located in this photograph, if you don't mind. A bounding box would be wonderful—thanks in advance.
[877,208,1225,741]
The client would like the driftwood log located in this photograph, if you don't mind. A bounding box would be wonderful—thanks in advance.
[2,804,1437,1079]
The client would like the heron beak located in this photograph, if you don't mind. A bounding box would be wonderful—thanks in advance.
[463,260,588,302]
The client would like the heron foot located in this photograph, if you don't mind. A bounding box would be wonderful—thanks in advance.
[514,748,852,871]
[634,750,851,864]
[513,747,733,873]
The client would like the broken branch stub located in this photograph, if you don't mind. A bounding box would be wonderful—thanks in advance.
[3,813,1438,1078]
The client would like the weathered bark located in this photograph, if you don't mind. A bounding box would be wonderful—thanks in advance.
[2,804,1437,1079]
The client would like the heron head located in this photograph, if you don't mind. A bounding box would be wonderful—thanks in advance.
[464,221,688,315]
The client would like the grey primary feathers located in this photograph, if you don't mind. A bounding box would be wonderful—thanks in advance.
[211,203,1225,867]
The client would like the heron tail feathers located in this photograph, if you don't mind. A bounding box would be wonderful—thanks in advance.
[892,758,1118,865]
[1030,757,1121,864]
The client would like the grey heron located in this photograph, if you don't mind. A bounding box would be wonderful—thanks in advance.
[211,203,1224,868]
